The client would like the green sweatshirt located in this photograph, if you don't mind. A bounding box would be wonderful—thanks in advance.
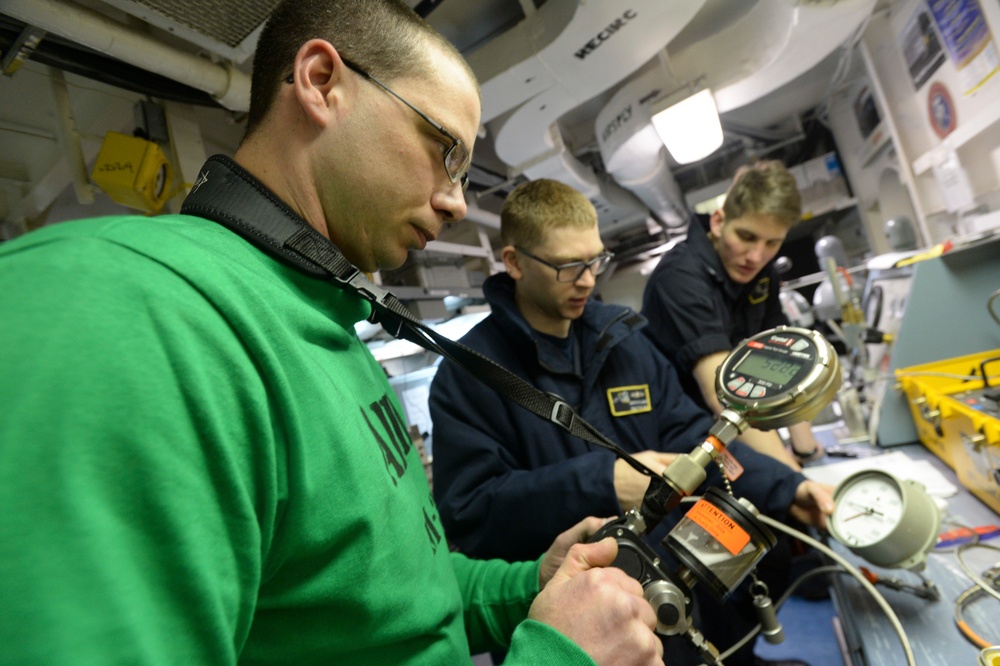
[0,214,594,665]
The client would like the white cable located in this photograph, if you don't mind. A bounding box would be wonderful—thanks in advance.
[894,370,1000,382]
[756,515,916,666]
[955,543,1000,603]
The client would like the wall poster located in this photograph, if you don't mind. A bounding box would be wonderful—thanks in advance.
[900,7,946,89]
[927,0,1000,93]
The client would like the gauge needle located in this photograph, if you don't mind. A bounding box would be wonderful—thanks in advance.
[843,506,885,521]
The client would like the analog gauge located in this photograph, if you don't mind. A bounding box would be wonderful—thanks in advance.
[831,474,903,547]
[829,470,941,570]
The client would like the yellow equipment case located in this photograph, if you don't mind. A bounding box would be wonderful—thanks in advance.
[897,349,1000,514]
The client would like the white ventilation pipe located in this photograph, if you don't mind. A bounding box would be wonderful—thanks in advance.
[593,0,877,228]
[709,0,879,114]
[463,200,501,230]
[0,0,250,112]
[466,0,706,234]
[595,67,686,227]
[470,0,877,235]
[48,67,94,205]
[470,0,706,176]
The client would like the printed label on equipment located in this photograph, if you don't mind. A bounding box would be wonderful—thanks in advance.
[687,498,751,555]
[607,385,652,416]
[717,448,744,482]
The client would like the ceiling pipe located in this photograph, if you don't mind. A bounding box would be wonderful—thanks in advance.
[591,0,877,232]
[722,119,802,143]
[709,0,879,114]
[474,0,706,174]
[469,0,878,236]
[463,200,501,230]
[595,66,687,228]
[48,66,94,205]
[466,0,706,236]
[0,0,250,112]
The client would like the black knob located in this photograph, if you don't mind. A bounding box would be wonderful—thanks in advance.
[657,603,680,627]
[613,547,643,579]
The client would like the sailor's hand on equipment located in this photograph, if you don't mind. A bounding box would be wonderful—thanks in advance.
[614,450,678,512]
[530,536,663,665]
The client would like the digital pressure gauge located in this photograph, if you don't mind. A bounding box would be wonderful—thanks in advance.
[601,326,847,661]
[716,326,841,430]
[828,470,941,570]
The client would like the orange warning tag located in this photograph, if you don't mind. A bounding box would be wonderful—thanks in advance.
[687,498,751,555]
[716,448,744,482]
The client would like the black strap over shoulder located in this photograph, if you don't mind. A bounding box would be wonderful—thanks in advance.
[182,154,660,481]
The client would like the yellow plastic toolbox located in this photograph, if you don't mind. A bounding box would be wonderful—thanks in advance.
[897,349,1000,514]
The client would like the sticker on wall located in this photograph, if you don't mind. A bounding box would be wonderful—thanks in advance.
[928,81,957,138]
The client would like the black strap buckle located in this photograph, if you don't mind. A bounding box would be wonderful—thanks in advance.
[549,398,574,430]
[370,305,405,337]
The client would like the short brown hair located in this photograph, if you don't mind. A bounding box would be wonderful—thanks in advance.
[244,0,473,138]
[500,179,598,249]
[722,160,802,228]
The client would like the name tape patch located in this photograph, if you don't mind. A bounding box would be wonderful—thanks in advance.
[607,385,652,416]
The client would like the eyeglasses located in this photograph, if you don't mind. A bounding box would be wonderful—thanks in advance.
[515,246,614,283]
[286,59,471,191]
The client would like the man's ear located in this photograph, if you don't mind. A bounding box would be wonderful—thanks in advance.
[708,209,725,239]
[291,39,351,127]
[501,245,523,279]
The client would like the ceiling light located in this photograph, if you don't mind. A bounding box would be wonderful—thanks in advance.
[650,85,723,164]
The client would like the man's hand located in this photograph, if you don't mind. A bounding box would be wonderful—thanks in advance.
[539,516,613,589]
[613,450,677,513]
[529,537,663,665]
[788,480,836,529]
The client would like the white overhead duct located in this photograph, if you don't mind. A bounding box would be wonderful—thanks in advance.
[0,0,251,112]
[663,0,801,107]
[463,200,501,230]
[594,66,687,228]
[466,0,707,235]
[470,0,580,125]
[594,0,878,230]
[471,0,878,236]
[693,0,880,113]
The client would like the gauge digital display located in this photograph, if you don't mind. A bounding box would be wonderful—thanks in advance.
[716,326,841,429]
[733,353,803,385]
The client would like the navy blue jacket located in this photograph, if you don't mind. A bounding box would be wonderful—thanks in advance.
[430,273,804,561]
[642,214,787,411]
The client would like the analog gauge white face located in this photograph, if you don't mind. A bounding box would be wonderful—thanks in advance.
[832,475,904,547]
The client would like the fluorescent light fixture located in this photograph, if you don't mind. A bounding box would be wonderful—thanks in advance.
[651,87,723,164]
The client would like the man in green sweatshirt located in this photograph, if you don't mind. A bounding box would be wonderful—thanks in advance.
[0,1,662,664]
